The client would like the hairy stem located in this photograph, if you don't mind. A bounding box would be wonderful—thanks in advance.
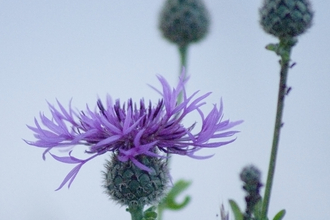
[128,204,144,220]
[261,38,295,219]
[178,44,188,104]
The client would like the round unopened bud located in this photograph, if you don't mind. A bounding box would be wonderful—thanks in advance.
[240,165,261,185]
[104,153,169,207]
[260,0,313,38]
[159,0,210,47]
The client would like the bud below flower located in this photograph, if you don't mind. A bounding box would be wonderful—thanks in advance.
[104,153,170,207]
[240,165,262,219]
[159,0,210,47]
[260,0,313,38]
[240,165,261,185]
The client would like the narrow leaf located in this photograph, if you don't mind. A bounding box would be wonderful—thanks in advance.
[265,43,278,51]
[228,199,243,220]
[143,206,157,219]
[273,209,286,220]
[165,179,191,210]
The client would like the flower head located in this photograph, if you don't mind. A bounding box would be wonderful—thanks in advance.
[260,0,313,38]
[25,71,242,190]
[159,0,210,47]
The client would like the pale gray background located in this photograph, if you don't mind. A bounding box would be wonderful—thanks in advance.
[1,1,329,219]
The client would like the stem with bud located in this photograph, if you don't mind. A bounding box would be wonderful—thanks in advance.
[261,37,296,219]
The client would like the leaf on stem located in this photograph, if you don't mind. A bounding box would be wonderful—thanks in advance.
[228,199,243,220]
[273,209,286,220]
[159,179,192,211]
[145,206,157,217]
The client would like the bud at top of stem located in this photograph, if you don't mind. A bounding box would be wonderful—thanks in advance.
[260,0,313,39]
[159,0,210,47]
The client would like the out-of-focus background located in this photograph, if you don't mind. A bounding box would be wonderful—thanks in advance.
[1,1,329,219]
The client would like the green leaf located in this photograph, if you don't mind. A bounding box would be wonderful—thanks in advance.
[228,199,243,220]
[273,209,286,220]
[143,211,157,219]
[265,43,278,51]
[142,206,158,220]
[158,179,191,211]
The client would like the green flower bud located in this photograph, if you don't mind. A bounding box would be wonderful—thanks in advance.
[159,0,210,47]
[103,153,170,207]
[260,0,313,38]
[240,165,261,185]
[240,165,263,219]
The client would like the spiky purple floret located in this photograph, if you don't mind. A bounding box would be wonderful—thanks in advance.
[25,72,242,190]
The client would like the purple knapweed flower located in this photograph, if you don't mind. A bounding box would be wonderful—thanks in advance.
[25,71,242,190]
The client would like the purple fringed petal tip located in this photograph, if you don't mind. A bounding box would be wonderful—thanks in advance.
[25,70,242,190]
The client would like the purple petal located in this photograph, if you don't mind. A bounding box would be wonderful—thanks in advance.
[55,163,82,191]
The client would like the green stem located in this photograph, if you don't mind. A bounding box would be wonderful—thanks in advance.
[178,44,188,104]
[179,44,188,69]
[261,38,295,219]
[156,44,190,220]
[128,203,144,220]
